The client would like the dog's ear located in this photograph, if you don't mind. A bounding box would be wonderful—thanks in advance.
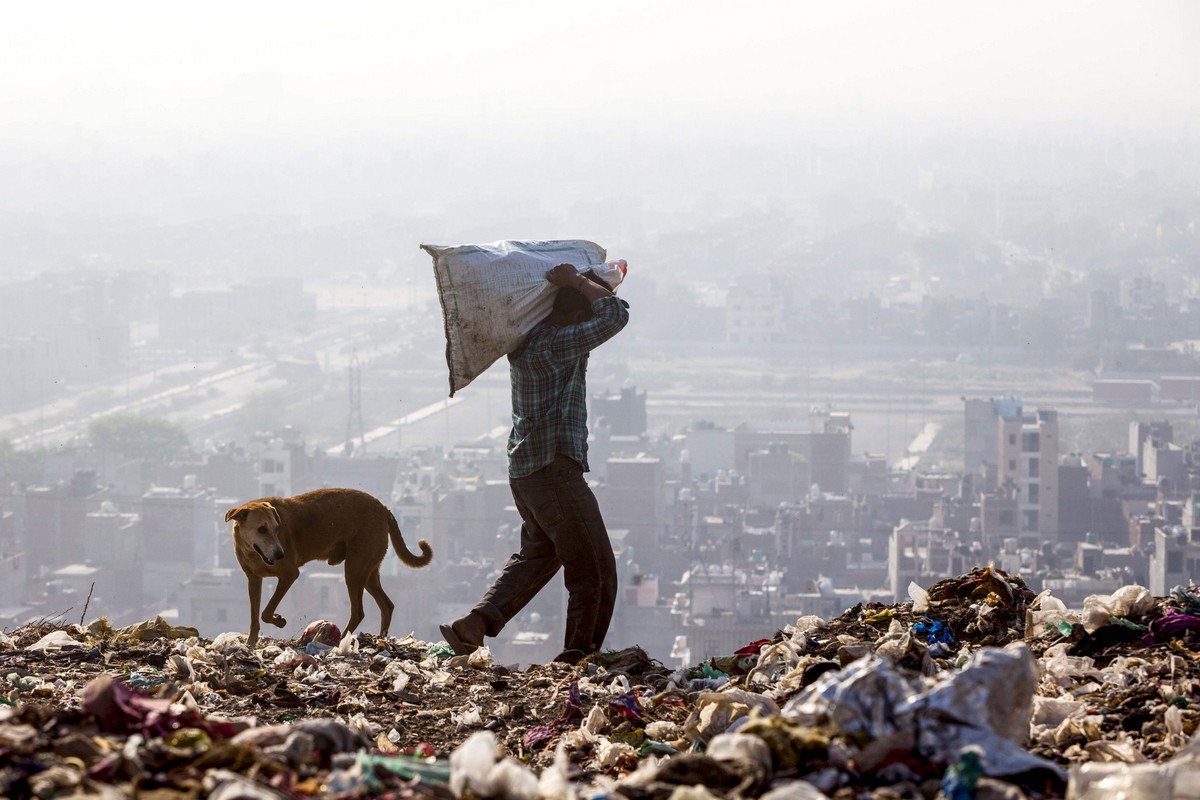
[225,506,249,523]
[262,502,281,527]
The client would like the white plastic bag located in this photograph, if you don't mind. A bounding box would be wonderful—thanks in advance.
[423,240,622,395]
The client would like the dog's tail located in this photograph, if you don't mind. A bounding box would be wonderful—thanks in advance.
[387,510,433,568]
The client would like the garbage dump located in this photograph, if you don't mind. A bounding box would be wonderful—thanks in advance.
[422,239,626,396]
[1,568,1197,799]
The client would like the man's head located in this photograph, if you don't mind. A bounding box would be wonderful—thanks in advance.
[549,270,605,325]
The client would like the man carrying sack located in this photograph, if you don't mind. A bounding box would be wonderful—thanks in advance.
[441,262,630,665]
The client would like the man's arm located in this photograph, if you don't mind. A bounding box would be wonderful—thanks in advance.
[545,263,628,361]
[546,263,614,302]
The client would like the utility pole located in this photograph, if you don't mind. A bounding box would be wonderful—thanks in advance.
[346,351,364,455]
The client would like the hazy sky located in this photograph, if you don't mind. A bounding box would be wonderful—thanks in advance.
[3,0,1197,159]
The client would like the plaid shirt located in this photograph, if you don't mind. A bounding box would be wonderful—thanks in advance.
[507,295,630,478]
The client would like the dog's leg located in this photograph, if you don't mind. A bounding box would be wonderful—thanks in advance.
[262,568,299,630]
[247,575,263,647]
[344,567,367,635]
[364,569,395,639]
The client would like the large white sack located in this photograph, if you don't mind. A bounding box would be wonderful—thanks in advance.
[423,239,610,396]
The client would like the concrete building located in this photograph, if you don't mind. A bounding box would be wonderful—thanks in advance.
[178,569,242,635]
[591,386,647,437]
[140,485,217,604]
[158,448,258,501]
[431,479,516,561]
[1092,380,1159,405]
[887,521,969,601]
[1056,457,1091,544]
[1129,420,1187,495]
[1159,376,1200,404]
[963,397,1023,478]
[998,408,1059,539]
[158,278,315,348]
[84,501,144,615]
[682,422,736,479]
[733,412,851,497]
[1090,453,1141,499]
[725,277,786,345]
[746,444,805,507]
[808,410,852,495]
[21,473,107,578]
[600,455,666,570]
[1148,491,1200,596]
[253,428,310,498]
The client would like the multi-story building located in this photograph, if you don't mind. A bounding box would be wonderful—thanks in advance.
[1148,492,1200,596]
[962,396,1023,479]
[140,484,217,604]
[21,472,107,578]
[84,501,144,616]
[600,455,666,570]
[590,386,647,437]
[725,277,786,345]
[887,520,969,602]
[998,408,1059,540]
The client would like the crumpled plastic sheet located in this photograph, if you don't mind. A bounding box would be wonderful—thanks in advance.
[682,689,781,747]
[1027,592,1084,638]
[25,631,86,653]
[1081,585,1156,633]
[1069,725,1200,800]
[299,619,342,648]
[1171,584,1200,615]
[783,642,1067,783]
[113,616,201,642]
[913,617,956,645]
[450,729,540,800]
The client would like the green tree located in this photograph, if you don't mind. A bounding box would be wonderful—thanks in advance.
[0,439,45,485]
[88,414,190,462]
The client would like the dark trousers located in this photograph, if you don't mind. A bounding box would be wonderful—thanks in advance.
[472,455,618,654]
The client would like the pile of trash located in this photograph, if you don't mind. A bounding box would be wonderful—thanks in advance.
[1,567,1198,799]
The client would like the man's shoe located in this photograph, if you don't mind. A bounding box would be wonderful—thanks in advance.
[551,648,587,666]
[439,617,484,656]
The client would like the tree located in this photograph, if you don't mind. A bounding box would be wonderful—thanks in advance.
[0,439,45,485]
[87,414,190,462]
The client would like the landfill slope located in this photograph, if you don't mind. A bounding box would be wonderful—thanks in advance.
[1,568,1198,799]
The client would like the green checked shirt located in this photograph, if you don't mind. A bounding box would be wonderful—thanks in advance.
[507,295,630,479]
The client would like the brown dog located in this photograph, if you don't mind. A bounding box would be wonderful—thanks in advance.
[225,488,433,647]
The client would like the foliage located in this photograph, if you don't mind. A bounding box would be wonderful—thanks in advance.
[0,439,45,485]
[87,414,190,462]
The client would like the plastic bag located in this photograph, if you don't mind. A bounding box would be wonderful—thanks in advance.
[1081,585,1154,633]
[423,239,620,395]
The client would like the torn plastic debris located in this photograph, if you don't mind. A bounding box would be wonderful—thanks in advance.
[114,616,200,642]
[912,617,955,645]
[1171,584,1200,614]
[339,750,452,792]
[783,642,1067,787]
[682,689,780,748]
[1027,592,1085,637]
[449,729,538,800]
[1081,585,1155,633]
[940,745,984,800]
[299,620,342,648]
[1068,725,1200,799]
[26,631,85,652]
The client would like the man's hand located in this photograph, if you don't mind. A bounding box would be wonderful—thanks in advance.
[546,263,581,288]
